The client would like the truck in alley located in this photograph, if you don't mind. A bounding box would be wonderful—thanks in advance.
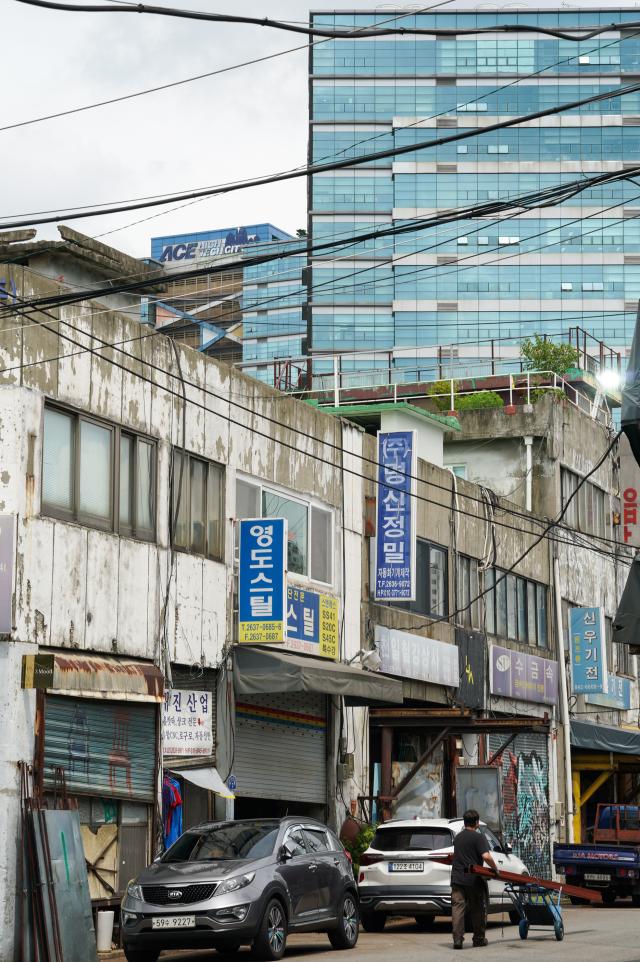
[553,804,640,906]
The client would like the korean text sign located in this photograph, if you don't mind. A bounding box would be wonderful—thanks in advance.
[374,431,416,601]
[238,519,287,644]
[163,690,213,757]
[286,586,339,660]
[490,645,558,705]
[570,606,608,694]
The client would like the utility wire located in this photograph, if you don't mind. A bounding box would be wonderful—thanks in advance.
[5,79,640,230]
[6,163,640,315]
[1,286,628,562]
[16,2,640,43]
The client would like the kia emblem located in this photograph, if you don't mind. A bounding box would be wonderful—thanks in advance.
[168,890,182,899]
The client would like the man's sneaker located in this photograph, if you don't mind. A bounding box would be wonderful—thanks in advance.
[453,943,463,950]
[472,939,488,947]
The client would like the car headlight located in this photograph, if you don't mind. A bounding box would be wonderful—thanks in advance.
[126,882,144,901]
[217,872,255,896]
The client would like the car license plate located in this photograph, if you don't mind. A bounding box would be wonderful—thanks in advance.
[584,874,610,882]
[151,916,196,929]
[389,861,424,873]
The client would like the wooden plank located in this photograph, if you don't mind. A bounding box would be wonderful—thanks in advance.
[425,854,602,903]
[470,864,603,903]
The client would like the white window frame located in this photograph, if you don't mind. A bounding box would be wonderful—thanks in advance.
[235,475,335,587]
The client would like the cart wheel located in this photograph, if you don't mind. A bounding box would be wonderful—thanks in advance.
[554,920,564,942]
[519,919,529,940]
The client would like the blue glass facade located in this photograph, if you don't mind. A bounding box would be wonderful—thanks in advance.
[241,241,306,379]
[309,6,640,369]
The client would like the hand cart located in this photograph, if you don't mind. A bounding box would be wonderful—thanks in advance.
[505,880,564,941]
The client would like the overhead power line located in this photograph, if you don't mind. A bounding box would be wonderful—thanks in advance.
[4,79,640,231]
[1,281,627,563]
[15,1,640,43]
[5,164,640,316]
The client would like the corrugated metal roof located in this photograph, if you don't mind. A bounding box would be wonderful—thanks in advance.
[51,653,163,702]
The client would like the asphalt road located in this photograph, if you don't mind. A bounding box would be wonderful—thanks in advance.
[109,905,640,962]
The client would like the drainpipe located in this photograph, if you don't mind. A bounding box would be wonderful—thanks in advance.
[553,557,574,843]
[524,436,534,512]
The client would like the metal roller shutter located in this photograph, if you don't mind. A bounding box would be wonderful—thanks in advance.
[488,732,550,877]
[234,692,327,803]
[44,695,157,802]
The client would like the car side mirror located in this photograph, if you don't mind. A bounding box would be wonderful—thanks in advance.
[503,842,513,855]
[279,844,293,863]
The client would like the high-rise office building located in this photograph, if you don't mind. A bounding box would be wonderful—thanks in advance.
[308,3,640,380]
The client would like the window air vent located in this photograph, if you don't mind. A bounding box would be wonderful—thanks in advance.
[625,300,639,311]
[623,209,640,218]
[436,78,456,86]
[437,255,458,265]
[437,302,458,312]
[623,162,640,169]
[624,255,640,265]
[436,117,458,128]
[436,163,457,173]
[622,116,640,125]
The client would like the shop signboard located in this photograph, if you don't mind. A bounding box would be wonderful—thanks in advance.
[285,585,339,660]
[0,514,14,634]
[586,675,632,710]
[375,625,459,687]
[490,645,558,705]
[163,690,213,757]
[456,627,486,710]
[238,519,287,644]
[374,431,417,602]
[570,606,608,695]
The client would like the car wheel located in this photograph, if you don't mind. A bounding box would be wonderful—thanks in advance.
[328,893,359,949]
[508,910,520,926]
[252,899,287,961]
[123,948,159,962]
[602,889,617,907]
[414,916,436,931]
[360,911,386,932]
[632,893,640,908]
[569,895,588,906]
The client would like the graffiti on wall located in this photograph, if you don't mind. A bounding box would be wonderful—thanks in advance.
[492,737,550,877]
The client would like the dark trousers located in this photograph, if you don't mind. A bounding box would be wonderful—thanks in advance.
[451,881,487,945]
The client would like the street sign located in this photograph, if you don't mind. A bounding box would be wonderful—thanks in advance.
[286,585,339,659]
[238,518,287,644]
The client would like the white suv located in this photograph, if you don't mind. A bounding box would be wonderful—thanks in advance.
[358,817,528,931]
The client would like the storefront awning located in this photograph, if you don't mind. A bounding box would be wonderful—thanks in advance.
[233,646,404,706]
[169,766,235,799]
[571,720,640,756]
[22,652,164,702]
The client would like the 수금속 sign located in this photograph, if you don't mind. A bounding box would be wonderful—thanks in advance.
[286,586,339,660]
[570,606,608,694]
[374,431,416,602]
[490,645,558,705]
[238,519,287,644]
[162,690,213,757]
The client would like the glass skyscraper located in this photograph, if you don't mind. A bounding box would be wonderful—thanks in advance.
[307,3,640,379]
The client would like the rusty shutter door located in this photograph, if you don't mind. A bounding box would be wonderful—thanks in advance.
[44,695,157,802]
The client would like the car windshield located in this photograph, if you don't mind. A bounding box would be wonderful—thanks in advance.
[371,827,454,852]
[162,822,279,863]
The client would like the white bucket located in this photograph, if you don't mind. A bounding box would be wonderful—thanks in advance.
[96,910,115,953]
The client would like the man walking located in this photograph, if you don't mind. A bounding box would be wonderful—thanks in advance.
[451,809,498,950]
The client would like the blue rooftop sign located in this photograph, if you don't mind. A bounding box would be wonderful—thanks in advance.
[151,223,293,263]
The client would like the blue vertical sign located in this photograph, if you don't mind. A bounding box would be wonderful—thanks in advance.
[374,431,416,601]
[238,519,287,644]
[570,606,608,694]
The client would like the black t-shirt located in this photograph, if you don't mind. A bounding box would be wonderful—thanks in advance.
[451,828,488,887]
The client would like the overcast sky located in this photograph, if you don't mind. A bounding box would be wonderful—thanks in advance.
[4,0,639,258]
[1,1,385,257]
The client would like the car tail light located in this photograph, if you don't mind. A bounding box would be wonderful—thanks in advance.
[343,848,353,864]
[617,868,638,878]
[564,866,576,875]
[359,872,365,883]
[360,853,385,867]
